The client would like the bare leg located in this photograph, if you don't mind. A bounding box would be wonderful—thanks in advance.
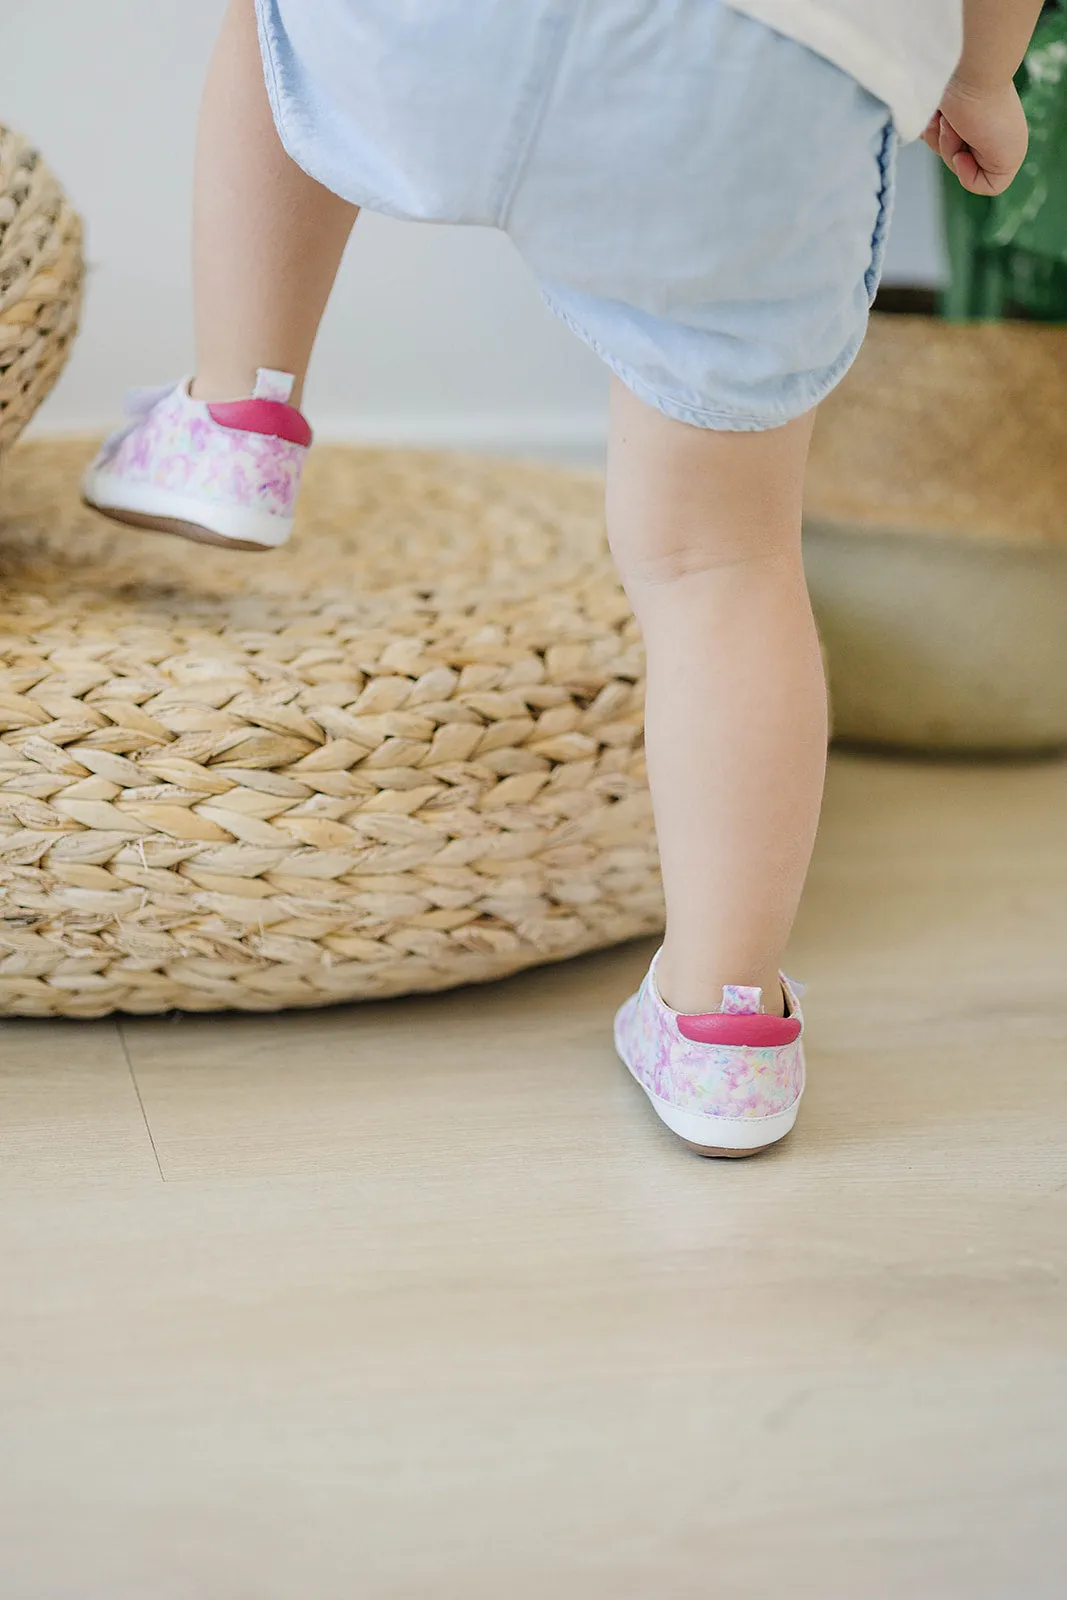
[191,0,358,404]
[607,380,826,1017]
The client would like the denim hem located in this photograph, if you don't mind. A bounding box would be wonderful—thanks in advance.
[540,289,871,432]
[254,0,401,217]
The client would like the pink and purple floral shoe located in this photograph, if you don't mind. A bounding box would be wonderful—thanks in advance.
[614,950,805,1157]
[82,368,311,551]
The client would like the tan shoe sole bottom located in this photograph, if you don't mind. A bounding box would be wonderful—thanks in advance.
[682,1136,787,1159]
[82,498,272,553]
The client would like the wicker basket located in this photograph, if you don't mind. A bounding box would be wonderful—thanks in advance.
[0,126,84,460]
[0,439,662,1017]
[805,313,1067,752]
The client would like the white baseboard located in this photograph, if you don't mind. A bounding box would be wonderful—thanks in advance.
[317,411,607,465]
[26,410,609,468]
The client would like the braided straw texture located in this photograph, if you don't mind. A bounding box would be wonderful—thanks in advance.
[0,127,84,459]
[807,313,1067,547]
[0,439,662,1017]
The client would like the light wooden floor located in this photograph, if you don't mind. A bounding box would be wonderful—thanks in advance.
[2,751,1066,1599]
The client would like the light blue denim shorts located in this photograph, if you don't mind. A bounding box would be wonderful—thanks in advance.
[255,0,896,431]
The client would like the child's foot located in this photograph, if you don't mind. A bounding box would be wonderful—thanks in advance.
[82,369,311,551]
[614,951,805,1157]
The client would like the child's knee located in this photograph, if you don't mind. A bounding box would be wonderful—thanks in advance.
[605,383,814,587]
[612,535,802,594]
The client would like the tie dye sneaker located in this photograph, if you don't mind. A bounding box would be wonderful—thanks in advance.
[614,951,805,1157]
[82,368,311,551]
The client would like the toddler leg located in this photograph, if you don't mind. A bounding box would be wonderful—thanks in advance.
[607,381,826,1017]
[82,0,358,549]
[192,0,359,404]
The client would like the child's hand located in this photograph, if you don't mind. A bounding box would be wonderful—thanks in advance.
[922,79,1029,195]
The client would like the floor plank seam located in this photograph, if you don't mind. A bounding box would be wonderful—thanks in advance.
[116,1021,166,1182]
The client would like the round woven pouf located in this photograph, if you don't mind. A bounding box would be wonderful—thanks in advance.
[0,127,84,459]
[0,440,660,1017]
[805,313,1067,754]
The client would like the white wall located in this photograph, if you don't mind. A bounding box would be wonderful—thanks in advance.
[5,0,947,459]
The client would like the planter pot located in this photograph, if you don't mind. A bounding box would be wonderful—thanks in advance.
[804,312,1067,753]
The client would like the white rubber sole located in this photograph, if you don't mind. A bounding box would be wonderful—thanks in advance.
[615,1036,800,1157]
[82,468,293,551]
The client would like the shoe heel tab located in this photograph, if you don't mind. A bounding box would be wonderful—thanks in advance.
[254,368,295,403]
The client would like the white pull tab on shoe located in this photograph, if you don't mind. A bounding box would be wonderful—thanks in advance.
[720,984,763,1014]
[253,368,296,403]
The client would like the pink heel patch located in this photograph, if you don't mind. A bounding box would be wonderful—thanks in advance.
[207,399,312,447]
[677,1013,802,1046]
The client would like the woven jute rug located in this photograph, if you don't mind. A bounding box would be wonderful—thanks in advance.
[0,440,661,1017]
